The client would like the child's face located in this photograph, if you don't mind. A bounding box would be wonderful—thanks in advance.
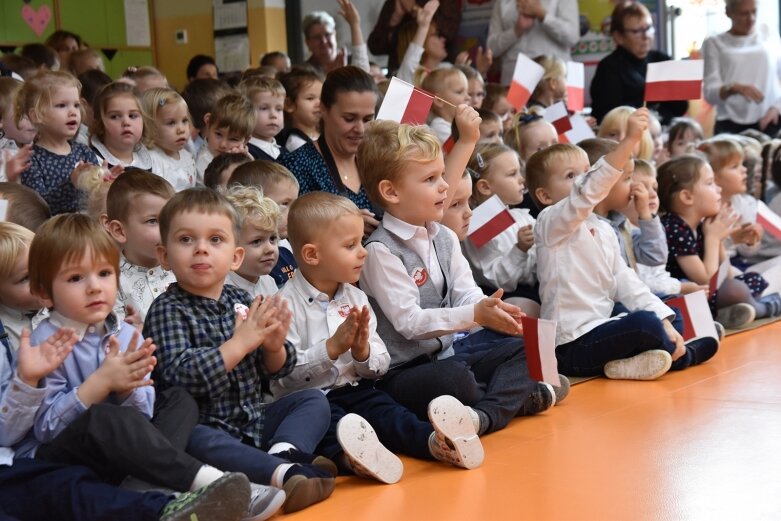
[206,125,247,156]
[601,160,635,212]
[308,214,367,285]
[102,94,143,153]
[440,175,473,241]
[491,96,515,131]
[467,78,485,109]
[715,154,747,197]
[520,121,558,162]
[287,80,322,130]
[1,104,37,144]
[251,91,285,141]
[155,101,190,155]
[236,223,279,281]
[635,172,660,214]
[118,194,170,269]
[483,151,525,206]
[0,246,42,312]
[691,164,722,218]
[670,128,696,158]
[478,119,502,144]
[386,154,448,226]
[38,86,81,142]
[438,75,470,109]
[263,180,299,239]
[536,151,591,206]
[158,211,244,299]
[43,249,117,325]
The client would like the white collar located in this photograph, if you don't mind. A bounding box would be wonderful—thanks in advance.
[90,137,153,169]
[291,271,347,306]
[249,137,280,154]
[382,212,440,241]
[48,311,117,341]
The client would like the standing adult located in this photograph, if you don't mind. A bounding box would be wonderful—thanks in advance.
[487,0,580,86]
[45,31,83,72]
[303,0,370,74]
[590,1,688,125]
[186,55,218,82]
[702,0,781,136]
[280,66,380,235]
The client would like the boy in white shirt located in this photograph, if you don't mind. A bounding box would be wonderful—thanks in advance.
[105,168,177,323]
[239,77,286,162]
[273,192,484,484]
[525,108,716,381]
[359,119,559,437]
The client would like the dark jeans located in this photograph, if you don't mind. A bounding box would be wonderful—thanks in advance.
[377,331,535,433]
[36,387,202,491]
[0,459,168,521]
[317,382,434,461]
[714,118,781,138]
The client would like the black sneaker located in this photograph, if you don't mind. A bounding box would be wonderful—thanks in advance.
[159,472,250,521]
[517,382,555,416]
[685,337,719,366]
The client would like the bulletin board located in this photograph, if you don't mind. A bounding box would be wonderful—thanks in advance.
[0,0,155,78]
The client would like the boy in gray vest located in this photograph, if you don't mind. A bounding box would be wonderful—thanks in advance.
[358,120,567,436]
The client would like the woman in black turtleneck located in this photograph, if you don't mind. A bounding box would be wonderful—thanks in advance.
[590,1,688,125]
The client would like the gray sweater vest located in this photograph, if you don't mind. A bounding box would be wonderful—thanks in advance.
[365,223,454,368]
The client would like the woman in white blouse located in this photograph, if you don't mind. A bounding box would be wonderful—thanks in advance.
[703,0,781,135]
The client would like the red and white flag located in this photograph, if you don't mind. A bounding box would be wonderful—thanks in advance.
[376,77,434,125]
[665,290,718,341]
[544,101,572,135]
[467,194,515,248]
[521,316,559,386]
[559,114,596,144]
[507,53,545,111]
[709,259,731,298]
[645,60,703,102]
[442,134,456,154]
[757,200,781,240]
[566,61,585,112]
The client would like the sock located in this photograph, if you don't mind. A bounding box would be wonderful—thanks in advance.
[467,407,490,435]
[189,465,224,491]
[270,463,295,488]
[268,442,296,455]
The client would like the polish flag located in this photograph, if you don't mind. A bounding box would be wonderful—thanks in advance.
[645,60,704,102]
[521,316,559,386]
[665,290,719,341]
[558,114,595,144]
[757,200,781,240]
[442,134,456,154]
[566,61,585,112]
[467,194,515,248]
[376,77,434,125]
[507,53,545,111]
[544,101,572,135]
[709,259,731,298]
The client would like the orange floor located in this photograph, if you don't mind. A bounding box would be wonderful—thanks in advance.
[288,322,781,521]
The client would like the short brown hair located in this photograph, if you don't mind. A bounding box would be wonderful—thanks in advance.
[228,160,299,192]
[159,187,241,245]
[357,120,441,208]
[656,154,708,213]
[610,1,652,34]
[106,168,175,223]
[0,182,51,232]
[525,143,588,209]
[181,79,235,131]
[206,93,255,140]
[579,137,618,166]
[204,153,251,189]
[287,192,361,259]
[29,213,120,299]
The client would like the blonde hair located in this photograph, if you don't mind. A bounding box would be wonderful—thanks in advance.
[287,192,362,256]
[525,143,588,209]
[0,222,34,282]
[238,76,286,100]
[206,93,255,140]
[697,137,743,175]
[503,109,555,159]
[73,164,111,221]
[421,68,467,99]
[633,158,656,179]
[531,55,566,100]
[225,184,280,233]
[139,87,191,147]
[468,143,520,204]
[15,70,84,129]
[357,120,442,208]
[228,160,298,192]
[598,106,654,161]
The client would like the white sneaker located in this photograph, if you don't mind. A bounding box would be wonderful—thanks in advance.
[427,395,484,470]
[242,483,286,521]
[603,350,672,380]
[336,413,403,484]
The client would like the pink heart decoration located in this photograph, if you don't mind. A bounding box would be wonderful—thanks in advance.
[21,4,52,38]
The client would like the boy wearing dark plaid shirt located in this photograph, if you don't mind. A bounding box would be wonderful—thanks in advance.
[144,188,335,514]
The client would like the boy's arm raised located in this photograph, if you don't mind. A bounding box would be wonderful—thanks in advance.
[442,105,480,210]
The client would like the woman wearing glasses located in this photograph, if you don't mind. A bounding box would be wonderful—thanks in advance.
[590,1,687,125]
[702,0,781,136]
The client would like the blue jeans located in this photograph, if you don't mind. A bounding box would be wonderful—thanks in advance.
[0,459,167,521]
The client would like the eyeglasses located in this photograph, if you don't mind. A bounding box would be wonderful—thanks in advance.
[623,25,655,37]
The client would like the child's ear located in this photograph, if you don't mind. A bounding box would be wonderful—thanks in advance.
[35,288,53,310]
[106,220,128,245]
[230,246,245,271]
[300,243,320,266]
[98,213,110,232]
[476,178,492,197]
[203,113,212,129]
[535,186,553,207]
[283,98,296,114]
[156,245,171,271]
[679,188,695,206]
[378,179,399,206]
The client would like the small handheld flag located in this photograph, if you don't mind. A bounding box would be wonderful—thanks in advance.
[507,53,545,111]
[544,101,572,135]
[467,195,516,248]
[665,290,719,341]
[558,114,595,144]
[645,60,703,102]
[521,316,559,386]
[709,259,731,298]
[566,61,585,112]
[757,200,781,240]
[376,77,435,125]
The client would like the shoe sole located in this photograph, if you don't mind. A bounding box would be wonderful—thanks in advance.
[336,413,403,484]
[554,375,570,404]
[282,475,335,514]
[312,455,338,477]
[161,472,251,521]
[428,395,484,470]
[716,303,756,329]
[604,350,672,381]
[244,486,287,521]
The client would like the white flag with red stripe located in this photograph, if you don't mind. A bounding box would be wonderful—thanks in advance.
[558,114,595,144]
[507,53,544,111]
[376,77,434,125]
[543,101,572,135]
[665,290,718,341]
[521,316,559,386]
[566,61,585,111]
[757,200,781,240]
[467,194,516,248]
[709,259,731,298]
[645,60,703,102]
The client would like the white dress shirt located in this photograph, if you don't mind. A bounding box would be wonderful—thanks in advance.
[225,271,278,298]
[194,147,214,185]
[118,255,177,323]
[0,137,19,182]
[270,273,389,399]
[149,148,197,192]
[535,157,674,346]
[429,116,452,143]
[90,138,153,170]
[0,304,48,353]
[249,137,281,160]
[361,213,485,341]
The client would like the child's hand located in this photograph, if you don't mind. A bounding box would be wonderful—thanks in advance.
[625,107,649,143]
[474,289,525,335]
[630,181,652,220]
[662,319,685,361]
[730,222,756,246]
[516,224,534,252]
[680,281,709,294]
[4,145,33,182]
[453,104,481,146]
[262,296,291,354]
[415,0,439,27]
[69,161,91,186]
[703,206,739,240]
[232,296,280,354]
[326,307,359,360]
[99,330,156,395]
[16,328,77,388]
[350,305,371,362]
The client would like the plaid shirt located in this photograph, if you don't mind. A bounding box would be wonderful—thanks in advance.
[144,283,296,447]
